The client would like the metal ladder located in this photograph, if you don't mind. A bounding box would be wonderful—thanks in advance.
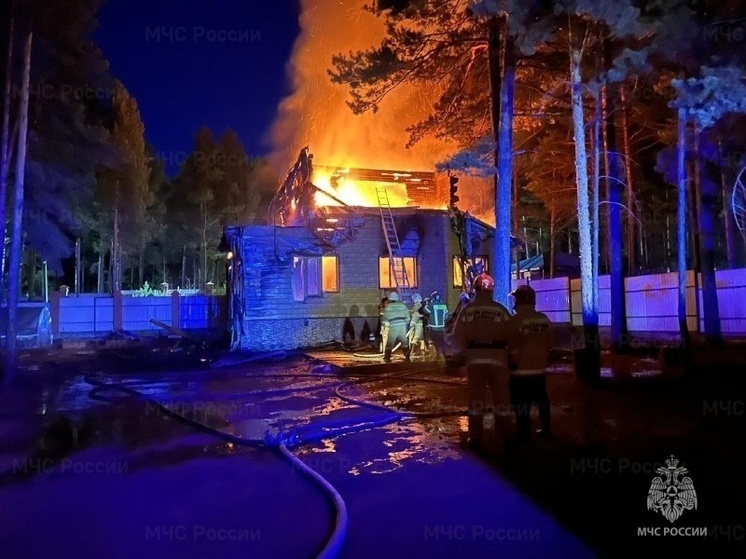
[376,187,413,302]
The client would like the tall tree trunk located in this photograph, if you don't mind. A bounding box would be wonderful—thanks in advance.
[665,209,672,272]
[108,240,113,293]
[494,35,514,307]
[139,251,145,287]
[602,43,628,353]
[4,30,31,381]
[676,109,692,361]
[180,245,186,288]
[192,250,196,288]
[688,160,701,271]
[27,248,35,298]
[718,139,738,268]
[592,89,601,319]
[0,14,14,306]
[487,16,504,296]
[600,111,609,276]
[549,211,556,279]
[694,129,722,346]
[570,39,600,381]
[201,201,208,287]
[620,85,639,272]
[96,249,104,293]
[74,237,81,294]
[112,186,121,293]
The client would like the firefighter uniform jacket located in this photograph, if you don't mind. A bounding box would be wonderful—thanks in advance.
[383,300,411,328]
[450,295,511,367]
[506,306,554,375]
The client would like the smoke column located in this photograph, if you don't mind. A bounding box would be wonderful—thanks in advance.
[267,0,457,176]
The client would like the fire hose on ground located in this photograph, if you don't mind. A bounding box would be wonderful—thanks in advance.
[83,357,468,559]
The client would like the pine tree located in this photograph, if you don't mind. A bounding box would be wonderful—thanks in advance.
[95,81,150,293]
[4,28,31,380]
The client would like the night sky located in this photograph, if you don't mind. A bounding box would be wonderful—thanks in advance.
[93,0,300,175]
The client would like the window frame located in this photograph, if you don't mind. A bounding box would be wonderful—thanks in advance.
[321,255,340,293]
[379,256,418,289]
[293,255,339,302]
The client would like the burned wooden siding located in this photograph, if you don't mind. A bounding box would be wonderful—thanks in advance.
[225,210,495,351]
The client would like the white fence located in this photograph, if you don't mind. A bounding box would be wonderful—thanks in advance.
[512,267,746,334]
[51,292,227,336]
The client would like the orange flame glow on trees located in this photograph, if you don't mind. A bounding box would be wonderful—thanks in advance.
[267,0,458,209]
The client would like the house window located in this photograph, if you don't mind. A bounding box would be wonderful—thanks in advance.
[379,256,417,289]
[322,256,339,292]
[306,257,321,296]
[453,256,489,287]
[294,256,337,301]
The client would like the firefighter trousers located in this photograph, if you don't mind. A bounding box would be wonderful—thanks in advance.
[466,363,505,441]
[508,374,551,439]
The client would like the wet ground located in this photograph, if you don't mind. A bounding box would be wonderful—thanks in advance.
[0,339,744,558]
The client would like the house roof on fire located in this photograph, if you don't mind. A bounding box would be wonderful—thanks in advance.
[220,206,520,254]
[319,205,496,231]
[219,225,326,258]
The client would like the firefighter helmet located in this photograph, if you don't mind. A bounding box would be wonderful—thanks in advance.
[388,292,400,302]
[472,273,495,292]
[510,284,536,306]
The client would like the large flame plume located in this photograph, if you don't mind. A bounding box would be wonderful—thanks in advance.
[267,0,460,208]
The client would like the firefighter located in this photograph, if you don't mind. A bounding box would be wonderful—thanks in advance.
[450,273,511,450]
[378,296,390,353]
[506,284,554,443]
[408,293,426,357]
[383,291,411,363]
[419,295,432,350]
[425,292,449,359]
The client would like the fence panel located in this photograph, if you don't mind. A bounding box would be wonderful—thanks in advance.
[54,293,227,336]
[179,295,227,330]
[625,271,698,332]
[122,296,175,332]
[58,295,114,334]
[512,277,571,323]
[697,269,746,334]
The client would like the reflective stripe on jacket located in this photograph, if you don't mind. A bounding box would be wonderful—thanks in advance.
[383,301,410,325]
[506,306,553,373]
[450,294,511,367]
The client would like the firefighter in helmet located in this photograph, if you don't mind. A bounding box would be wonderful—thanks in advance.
[408,293,427,357]
[383,291,411,363]
[450,272,511,450]
[506,284,554,443]
[378,296,390,352]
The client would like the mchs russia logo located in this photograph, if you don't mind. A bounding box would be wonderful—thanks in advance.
[646,455,698,523]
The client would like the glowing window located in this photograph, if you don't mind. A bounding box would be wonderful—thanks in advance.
[322,256,339,292]
[453,256,489,287]
[294,256,337,301]
[379,256,417,289]
[292,257,306,302]
[306,257,321,296]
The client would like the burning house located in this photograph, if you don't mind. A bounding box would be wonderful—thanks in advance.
[222,148,500,352]
[221,1,516,352]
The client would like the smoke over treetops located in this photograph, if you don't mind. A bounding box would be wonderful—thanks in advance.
[267,0,458,178]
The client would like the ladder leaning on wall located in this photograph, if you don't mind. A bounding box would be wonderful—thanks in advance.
[376,187,413,303]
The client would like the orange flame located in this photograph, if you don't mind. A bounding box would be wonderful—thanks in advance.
[266,0,498,226]
[268,0,457,195]
[312,169,409,207]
